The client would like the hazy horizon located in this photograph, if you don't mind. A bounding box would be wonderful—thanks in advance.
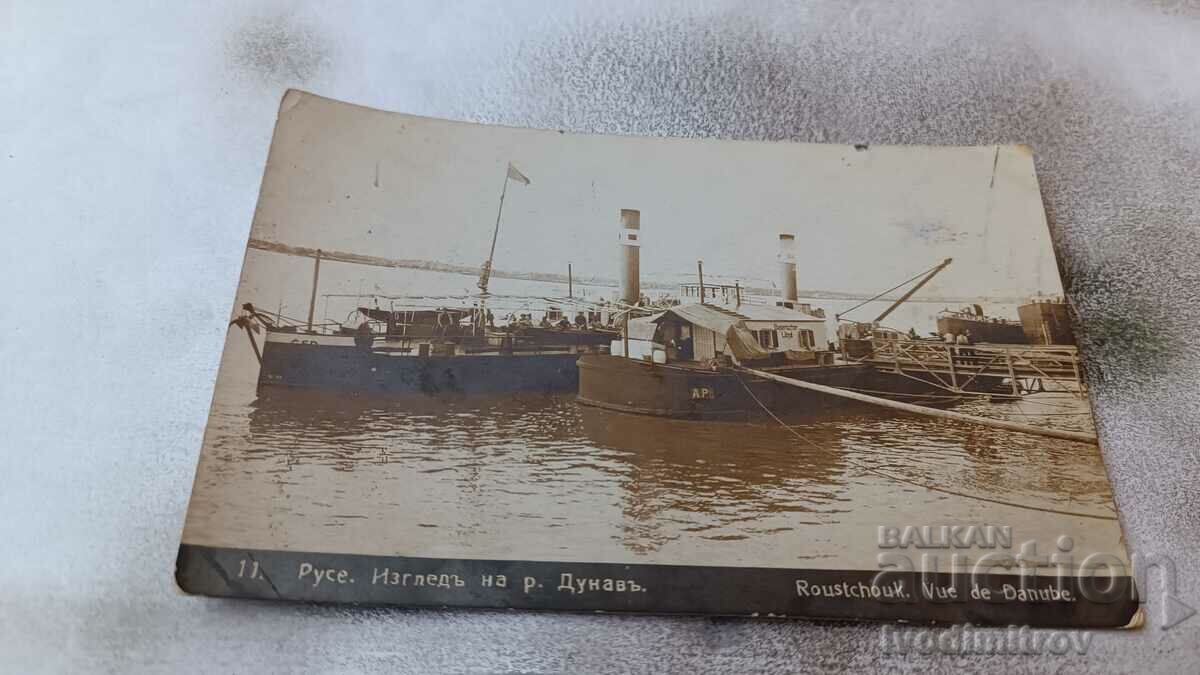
[246,91,1065,302]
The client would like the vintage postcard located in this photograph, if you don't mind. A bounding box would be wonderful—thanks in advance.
[177,90,1136,625]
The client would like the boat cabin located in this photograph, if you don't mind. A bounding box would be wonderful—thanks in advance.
[615,302,831,366]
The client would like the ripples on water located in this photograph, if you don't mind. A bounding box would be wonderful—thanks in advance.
[187,387,1114,565]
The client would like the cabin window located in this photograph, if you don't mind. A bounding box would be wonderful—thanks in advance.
[754,329,779,350]
[799,329,815,349]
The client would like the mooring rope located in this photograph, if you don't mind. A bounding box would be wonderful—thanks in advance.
[731,373,1118,521]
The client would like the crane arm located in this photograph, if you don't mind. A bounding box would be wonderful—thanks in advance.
[873,257,953,323]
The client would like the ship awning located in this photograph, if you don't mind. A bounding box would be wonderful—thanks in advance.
[644,305,773,360]
[652,303,743,334]
[626,312,666,341]
[652,302,825,332]
[724,324,771,361]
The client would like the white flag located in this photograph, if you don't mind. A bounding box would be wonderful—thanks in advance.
[506,163,531,186]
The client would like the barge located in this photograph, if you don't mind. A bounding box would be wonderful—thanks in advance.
[1017,296,1075,345]
[241,302,615,395]
[936,305,1027,344]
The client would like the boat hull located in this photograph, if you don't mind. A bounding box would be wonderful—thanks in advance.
[259,336,584,395]
[576,355,1008,421]
[936,316,1027,344]
[1017,301,1075,345]
[579,355,862,421]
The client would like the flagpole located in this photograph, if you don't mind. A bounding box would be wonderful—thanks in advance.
[479,169,510,295]
[477,167,512,339]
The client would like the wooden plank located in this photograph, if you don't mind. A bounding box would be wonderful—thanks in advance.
[741,367,1098,445]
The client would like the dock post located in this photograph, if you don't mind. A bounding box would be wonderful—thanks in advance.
[622,311,630,358]
[946,343,959,391]
[1005,348,1020,396]
[306,249,322,333]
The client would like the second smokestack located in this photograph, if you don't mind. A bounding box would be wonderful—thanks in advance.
[778,233,798,307]
[619,209,641,305]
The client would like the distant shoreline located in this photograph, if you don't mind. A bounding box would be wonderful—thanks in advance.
[248,238,1042,305]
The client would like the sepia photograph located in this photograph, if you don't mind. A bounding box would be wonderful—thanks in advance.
[176,90,1135,625]
[11,1,1200,670]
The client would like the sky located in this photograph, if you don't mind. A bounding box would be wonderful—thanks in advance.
[246,90,1064,300]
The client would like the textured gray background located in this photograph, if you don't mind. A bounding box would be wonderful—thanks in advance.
[1,1,1198,672]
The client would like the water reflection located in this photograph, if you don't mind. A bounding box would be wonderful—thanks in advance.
[186,387,1115,563]
[578,405,852,553]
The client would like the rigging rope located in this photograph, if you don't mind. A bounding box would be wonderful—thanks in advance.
[836,260,948,321]
[731,373,1117,521]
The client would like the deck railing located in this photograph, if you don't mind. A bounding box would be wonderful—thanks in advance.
[860,340,1084,397]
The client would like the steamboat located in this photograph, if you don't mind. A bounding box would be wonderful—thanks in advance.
[576,228,1011,422]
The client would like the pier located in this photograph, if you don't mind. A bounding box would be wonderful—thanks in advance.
[856,340,1085,397]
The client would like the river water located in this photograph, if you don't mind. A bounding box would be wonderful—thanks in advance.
[183,383,1122,569]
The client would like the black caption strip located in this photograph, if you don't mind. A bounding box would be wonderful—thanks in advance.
[176,544,1138,627]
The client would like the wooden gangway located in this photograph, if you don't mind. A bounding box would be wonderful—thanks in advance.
[857,340,1084,397]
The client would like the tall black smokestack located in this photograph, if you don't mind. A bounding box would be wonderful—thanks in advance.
[778,233,798,308]
[619,209,641,305]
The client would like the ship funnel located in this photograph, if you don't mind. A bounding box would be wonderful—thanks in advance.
[778,233,798,307]
[619,209,641,305]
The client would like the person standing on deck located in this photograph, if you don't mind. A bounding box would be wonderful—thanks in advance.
[945,331,959,367]
[679,334,694,361]
[960,329,976,363]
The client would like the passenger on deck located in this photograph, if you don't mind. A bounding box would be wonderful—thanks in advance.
[539,315,552,328]
[354,320,373,349]
[958,330,975,362]
[678,335,694,361]
[574,312,587,329]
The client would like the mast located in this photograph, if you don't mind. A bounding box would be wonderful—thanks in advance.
[478,162,531,296]
[306,249,322,333]
[477,173,509,296]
